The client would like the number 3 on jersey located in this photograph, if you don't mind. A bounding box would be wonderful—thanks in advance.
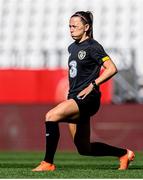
[69,60,77,78]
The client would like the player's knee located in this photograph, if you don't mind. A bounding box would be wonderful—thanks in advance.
[74,136,89,156]
[45,110,62,122]
[45,111,55,122]
[76,144,89,156]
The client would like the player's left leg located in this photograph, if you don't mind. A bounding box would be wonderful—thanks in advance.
[69,120,135,170]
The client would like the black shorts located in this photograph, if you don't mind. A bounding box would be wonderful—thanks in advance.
[69,89,101,120]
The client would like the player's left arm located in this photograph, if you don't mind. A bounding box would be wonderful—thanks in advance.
[77,58,117,99]
[94,58,118,86]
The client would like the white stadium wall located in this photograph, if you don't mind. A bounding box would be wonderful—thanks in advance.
[0,0,142,71]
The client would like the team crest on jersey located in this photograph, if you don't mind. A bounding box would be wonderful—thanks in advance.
[78,50,86,60]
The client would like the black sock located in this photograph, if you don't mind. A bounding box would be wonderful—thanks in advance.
[90,142,127,157]
[44,121,60,163]
[74,120,127,157]
[74,131,127,157]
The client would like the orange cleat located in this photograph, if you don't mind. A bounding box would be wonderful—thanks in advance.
[118,149,135,170]
[32,161,56,172]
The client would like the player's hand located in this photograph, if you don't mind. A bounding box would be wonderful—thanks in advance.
[77,83,93,99]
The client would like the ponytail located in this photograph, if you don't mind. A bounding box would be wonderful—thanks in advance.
[86,11,93,38]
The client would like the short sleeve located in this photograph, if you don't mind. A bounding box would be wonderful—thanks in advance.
[68,45,71,53]
[90,43,110,65]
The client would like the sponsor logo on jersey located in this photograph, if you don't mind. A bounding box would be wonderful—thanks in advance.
[78,50,86,60]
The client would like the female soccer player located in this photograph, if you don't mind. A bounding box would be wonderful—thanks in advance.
[32,11,135,171]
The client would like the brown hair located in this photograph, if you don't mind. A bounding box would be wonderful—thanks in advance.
[71,11,94,38]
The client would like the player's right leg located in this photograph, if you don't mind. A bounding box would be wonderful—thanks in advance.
[32,99,80,172]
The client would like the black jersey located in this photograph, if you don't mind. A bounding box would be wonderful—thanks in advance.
[68,38,110,98]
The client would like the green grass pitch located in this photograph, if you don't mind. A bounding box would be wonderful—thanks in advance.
[0,151,142,178]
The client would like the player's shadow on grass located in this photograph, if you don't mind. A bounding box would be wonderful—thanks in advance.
[0,163,34,168]
[0,163,141,170]
[61,164,142,170]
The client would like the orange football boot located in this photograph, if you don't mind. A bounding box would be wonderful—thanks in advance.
[32,161,56,172]
[118,149,135,170]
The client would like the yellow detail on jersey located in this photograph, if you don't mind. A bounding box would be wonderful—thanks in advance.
[102,56,110,62]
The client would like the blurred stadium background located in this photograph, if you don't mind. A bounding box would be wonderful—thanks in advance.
[0,0,143,152]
